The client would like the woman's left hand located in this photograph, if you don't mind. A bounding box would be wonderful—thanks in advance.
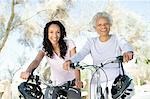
[123,51,134,62]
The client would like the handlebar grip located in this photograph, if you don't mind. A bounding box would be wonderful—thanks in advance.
[116,56,123,62]
[70,63,75,69]
[70,62,80,69]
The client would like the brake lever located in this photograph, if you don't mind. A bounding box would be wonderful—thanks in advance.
[116,56,123,63]
[70,62,80,69]
[70,63,75,69]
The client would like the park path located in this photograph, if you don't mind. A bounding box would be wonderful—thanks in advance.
[132,84,150,99]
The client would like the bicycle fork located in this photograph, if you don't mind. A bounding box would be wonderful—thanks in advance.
[96,70,104,99]
[96,70,109,99]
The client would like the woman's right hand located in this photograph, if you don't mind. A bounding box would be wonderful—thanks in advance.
[20,71,30,80]
[63,60,71,70]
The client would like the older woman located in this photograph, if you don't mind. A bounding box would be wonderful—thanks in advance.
[63,12,134,99]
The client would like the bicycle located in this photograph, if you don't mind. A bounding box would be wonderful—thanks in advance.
[70,56,134,99]
[18,69,81,99]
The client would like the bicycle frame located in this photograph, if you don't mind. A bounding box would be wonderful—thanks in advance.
[43,80,74,99]
[72,56,124,99]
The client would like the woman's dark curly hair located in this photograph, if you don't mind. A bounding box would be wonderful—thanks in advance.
[43,21,68,59]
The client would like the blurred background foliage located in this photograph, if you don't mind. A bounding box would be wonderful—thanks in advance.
[0,0,150,90]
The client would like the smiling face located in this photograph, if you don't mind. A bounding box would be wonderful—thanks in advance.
[48,24,61,45]
[95,17,111,37]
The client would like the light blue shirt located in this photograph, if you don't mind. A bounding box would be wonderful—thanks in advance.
[71,34,133,81]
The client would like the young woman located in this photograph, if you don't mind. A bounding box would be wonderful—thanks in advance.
[20,20,83,99]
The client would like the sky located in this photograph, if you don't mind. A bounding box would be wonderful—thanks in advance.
[117,0,150,22]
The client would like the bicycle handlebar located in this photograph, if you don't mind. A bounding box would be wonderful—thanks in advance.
[70,56,123,69]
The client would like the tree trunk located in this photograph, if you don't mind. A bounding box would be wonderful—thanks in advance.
[0,0,15,52]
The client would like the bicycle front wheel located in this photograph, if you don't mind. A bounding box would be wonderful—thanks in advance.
[44,86,53,99]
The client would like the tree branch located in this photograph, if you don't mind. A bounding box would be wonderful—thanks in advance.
[0,0,15,52]
[10,9,51,31]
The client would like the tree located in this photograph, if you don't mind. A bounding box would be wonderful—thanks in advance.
[0,0,72,52]
[0,0,73,81]
[0,0,15,52]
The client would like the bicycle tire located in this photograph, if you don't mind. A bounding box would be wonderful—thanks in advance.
[44,86,54,99]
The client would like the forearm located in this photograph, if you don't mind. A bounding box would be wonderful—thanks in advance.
[118,36,133,53]
[74,69,81,81]
[71,50,90,63]
[71,39,91,63]
[74,69,83,88]
[26,60,40,73]
[26,50,44,73]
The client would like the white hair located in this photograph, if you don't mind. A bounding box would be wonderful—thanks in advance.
[92,12,113,28]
